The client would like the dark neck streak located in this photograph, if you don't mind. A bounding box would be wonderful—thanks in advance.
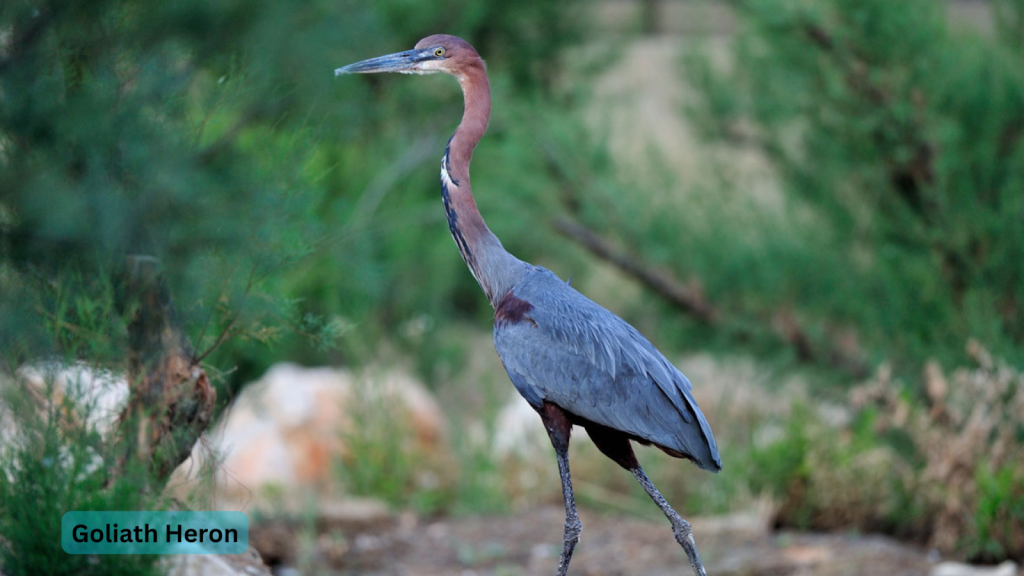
[441,59,527,307]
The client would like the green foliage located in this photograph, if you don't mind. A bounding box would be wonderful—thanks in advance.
[713,350,1024,560]
[449,422,511,516]
[0,0,588,385]
[331,407,508,517]
[647,0,1024,561]
[333,372,512,516]
[729,403,904,532]
[333,385,449,514]
[1,0,588,570]
[971,462,1024,561]
[745,405,813,513]
[673,0,1024,373]
[0,388,161,576]
[0,0,333,384]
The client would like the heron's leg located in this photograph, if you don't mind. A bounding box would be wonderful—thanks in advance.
[539,402,582,576]
[552,440,582,576]
[631,465,707,576]
[585,423,708,576]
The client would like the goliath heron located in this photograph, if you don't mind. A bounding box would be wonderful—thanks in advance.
[337,35,720,576]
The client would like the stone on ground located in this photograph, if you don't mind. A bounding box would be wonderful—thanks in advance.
[169,363,448,509]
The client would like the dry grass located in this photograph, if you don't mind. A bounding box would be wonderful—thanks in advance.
[852,341,1024,559]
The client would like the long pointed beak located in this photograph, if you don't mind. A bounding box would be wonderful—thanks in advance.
[335,50,420,76]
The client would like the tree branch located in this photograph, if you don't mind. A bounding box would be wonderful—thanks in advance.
[552,217,869,377]
[113,255,216,484]
[551,216,719,324]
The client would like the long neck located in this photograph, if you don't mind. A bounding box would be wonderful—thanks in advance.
[442,60,527,307]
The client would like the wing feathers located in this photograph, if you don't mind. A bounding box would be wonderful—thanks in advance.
[494,267,720,471]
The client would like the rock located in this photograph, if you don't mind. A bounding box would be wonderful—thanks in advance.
[780,544,832,566]
[930,561,1019,576]
[247,496,396,568]
[493,395,590,458]
[690,497,776,540]
[248,520,298,566]
[1,363,128,480]
[170,363,448,507]
[2,362,129,439]
[492,395,546,457]
[317,498,394,533]
[167,364,444,569]
[162,547,272,576]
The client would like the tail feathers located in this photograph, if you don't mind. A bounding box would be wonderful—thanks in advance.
[656,442,722,472]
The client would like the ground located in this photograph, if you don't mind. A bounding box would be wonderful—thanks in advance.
[270,505,939,576]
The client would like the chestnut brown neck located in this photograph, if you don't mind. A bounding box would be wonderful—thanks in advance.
[440,58,528,307]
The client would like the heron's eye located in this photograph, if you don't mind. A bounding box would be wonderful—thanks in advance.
[434,47,445,57]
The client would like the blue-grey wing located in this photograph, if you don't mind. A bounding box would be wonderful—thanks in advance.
[493,267,721,471]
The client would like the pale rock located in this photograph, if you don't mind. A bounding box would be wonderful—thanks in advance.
[930,561,1019,576]
[493,395,547,457]
[162,547,271,576]
[0,362,128,480]
[690,497,776,540]
[493,395,590,458]
[4,361,129,438]
[317,498,394,533]
[170,363,447,506]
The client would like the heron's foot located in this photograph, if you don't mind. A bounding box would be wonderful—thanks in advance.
[555,517,582,576]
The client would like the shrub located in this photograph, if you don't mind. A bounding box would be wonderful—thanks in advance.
[0,376,161,576]
[679,0,1024,373]
[852,341,1024,560]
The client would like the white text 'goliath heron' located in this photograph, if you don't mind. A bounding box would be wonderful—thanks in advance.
[337,35,721,576]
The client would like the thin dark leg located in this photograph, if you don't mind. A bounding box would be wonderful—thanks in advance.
[586,423,708,575]
[553,443,582,576]
[631,465,707,576]
[539,402,582,576]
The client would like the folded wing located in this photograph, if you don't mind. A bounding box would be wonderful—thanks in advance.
[494,267,721,471]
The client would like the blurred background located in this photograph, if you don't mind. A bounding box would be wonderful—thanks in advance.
[1,0,1023,574]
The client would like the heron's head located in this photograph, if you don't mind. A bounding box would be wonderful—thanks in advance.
[335,34,481,78]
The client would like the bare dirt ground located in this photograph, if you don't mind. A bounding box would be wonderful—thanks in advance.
[283,505,936,576]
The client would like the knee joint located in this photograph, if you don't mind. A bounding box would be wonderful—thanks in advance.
[563,518,582,541]
[672,516,692,538]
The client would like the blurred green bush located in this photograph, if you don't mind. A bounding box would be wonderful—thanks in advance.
[0,389,163,576]
[677,0,1024,374]
[664,0,1024,560]
[0,1,586,572]
[4,0,1024,568]
[0,0,587,389]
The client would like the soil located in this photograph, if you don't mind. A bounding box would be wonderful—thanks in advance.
[275,505,938,576]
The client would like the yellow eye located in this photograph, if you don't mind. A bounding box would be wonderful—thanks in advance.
[434,47,445,57]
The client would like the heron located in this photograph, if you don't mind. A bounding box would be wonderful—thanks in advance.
[336,35,720,576]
